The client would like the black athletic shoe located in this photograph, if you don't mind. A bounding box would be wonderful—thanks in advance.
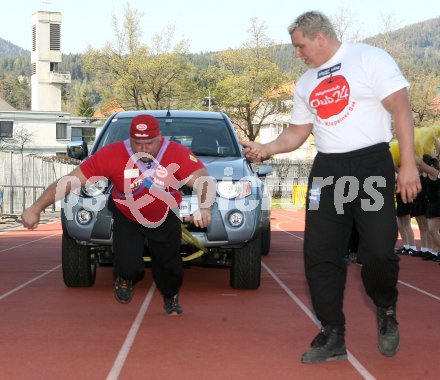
[164,294,183,316]
[419,251,432,259]
[395,247,409,255]
[422,253,437,261]
[377,306,400,357]
[114,277,133,304]
[301,326,347,364]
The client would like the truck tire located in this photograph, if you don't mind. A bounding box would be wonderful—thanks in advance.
[261,222,271,256]
[62,233,96,287]
[230,233,261,289]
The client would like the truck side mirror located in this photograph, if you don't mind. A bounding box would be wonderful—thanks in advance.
[67,141,88,160]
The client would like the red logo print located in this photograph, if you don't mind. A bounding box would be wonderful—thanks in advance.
[309,75,350,119]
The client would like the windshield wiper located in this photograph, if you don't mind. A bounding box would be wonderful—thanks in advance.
[194,151,222,157]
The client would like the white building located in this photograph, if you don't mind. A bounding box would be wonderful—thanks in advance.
[254,80,316,161]
[0,108,102,155]
[259,112,316,161]
[0,10,102,156]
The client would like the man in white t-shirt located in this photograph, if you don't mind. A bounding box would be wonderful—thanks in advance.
[242,11,420,364]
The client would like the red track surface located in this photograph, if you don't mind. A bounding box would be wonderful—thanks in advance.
[0,209,439,380]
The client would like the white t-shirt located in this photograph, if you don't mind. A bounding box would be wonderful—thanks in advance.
[290,42,409,153]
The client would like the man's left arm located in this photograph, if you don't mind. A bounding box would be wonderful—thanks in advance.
[184,168,216,228]
[382,87,421,202]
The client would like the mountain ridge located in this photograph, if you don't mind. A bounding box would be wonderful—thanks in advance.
[0,38,29,58]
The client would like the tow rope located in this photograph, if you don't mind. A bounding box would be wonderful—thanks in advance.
[143,224,207,262]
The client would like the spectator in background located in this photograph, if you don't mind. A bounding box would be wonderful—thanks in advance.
[415,155,440,261]
[394,164,417,255]
[410,155,432,258]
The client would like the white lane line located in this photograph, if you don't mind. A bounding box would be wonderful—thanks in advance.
[398,280,440,301]
[106,283,157,380]
[271,210,306,223]
[274,222,304,240]
[274,216,440,302]
[262,262,376,380]
[262,262,317,324]
[0,232,61,254]
[0,220,59,234]
[0,264,61,301]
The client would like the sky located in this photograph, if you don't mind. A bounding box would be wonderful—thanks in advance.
[1,0,439,54]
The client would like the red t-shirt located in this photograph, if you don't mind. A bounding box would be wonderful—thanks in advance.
[80,138,205,224]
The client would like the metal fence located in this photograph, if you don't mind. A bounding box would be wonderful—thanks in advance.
[0,151,78,214]
[264,159,312,203]
[0,153,313,214]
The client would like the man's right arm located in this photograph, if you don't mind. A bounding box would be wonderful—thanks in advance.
[21,166,89,229]
[241,123,313,162]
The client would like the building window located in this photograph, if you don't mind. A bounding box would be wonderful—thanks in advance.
[71,127,95,145]
[71,127,82,141]
[50,62,59,72]
[0,121,13,138]
[56,122,67,139]
[82,127,95,145]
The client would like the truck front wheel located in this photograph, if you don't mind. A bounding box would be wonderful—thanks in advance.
[230,234,262,289]
[62,233,96,287]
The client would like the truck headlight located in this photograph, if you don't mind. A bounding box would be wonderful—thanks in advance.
[217,180,251,199]
[81,179,108,197]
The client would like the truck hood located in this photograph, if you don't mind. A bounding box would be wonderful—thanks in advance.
[198,156,247,180]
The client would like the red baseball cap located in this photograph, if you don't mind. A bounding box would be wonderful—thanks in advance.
[130,114,161,139]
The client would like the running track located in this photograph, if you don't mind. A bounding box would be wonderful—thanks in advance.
[0,209,439,380]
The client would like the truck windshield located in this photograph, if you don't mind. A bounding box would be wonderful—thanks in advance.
[93,116,240,157]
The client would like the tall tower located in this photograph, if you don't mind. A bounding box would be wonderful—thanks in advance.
[31,11,71,112]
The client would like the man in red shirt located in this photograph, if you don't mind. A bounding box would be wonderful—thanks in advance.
[22,114,215,315]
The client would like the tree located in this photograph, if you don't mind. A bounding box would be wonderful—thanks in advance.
[83,3,199,110]
[0,74,30,110]
[9,127,34,197]
[330,6,362,42]
[367,13,412,64]
[209,18,290,141]
[362,14,439,130]
[77,89,95,117]
[407,70,439,127]
[0,137,12,152]
[11,126,34,154]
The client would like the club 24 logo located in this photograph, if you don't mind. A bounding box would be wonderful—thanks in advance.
[309,75,350,119]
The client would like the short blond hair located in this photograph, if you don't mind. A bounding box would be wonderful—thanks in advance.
[288,11,337,40]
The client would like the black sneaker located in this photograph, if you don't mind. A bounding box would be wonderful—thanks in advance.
[395,247,409,255]
[301,326,347,364]
[422,253,436,261]
[114,277,133,304]
[377,306,400,357]
[164,294,183,316]
[419,251,432,259]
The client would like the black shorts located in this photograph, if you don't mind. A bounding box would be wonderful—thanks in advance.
[426,200,440,218]
[410,201,427,217]
[395,192,411,217]
[396,201,411,217]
